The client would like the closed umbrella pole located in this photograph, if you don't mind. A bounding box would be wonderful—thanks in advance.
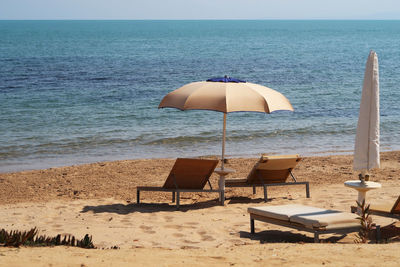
[221,113,227,170]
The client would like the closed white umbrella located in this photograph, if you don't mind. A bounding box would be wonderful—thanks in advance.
[353,50,380,181]
[345,51,381,214]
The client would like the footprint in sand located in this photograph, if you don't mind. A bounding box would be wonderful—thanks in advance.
[140,225,156,234]
[197,230,215,241]
[172,233,184,237]
[140,225,152,230]
[201,235,215,241]
[180,245,199,249]
[229,239,246,245]
[210,256,226,260]
[121,218,131,223]
[165,224,196,229]
[163,215,173,222]
[182,239,200,244]
[23,215,34,220]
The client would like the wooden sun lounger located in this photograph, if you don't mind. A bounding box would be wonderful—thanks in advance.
[248,204,362,243]
[351,195,400,219]
[136,158,221,209]
[225,154,310,201]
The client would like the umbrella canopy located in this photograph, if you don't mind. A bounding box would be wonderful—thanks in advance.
[159,77,293,113]
[353,51,380,174]
[159,76,293,169]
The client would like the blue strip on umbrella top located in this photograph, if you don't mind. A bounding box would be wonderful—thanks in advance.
[206,75,246,83]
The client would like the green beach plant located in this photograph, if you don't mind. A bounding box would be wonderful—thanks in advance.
[354,200,373,243]
[0,227,95,248]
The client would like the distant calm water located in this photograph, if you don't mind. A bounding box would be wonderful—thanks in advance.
[1,20,399,172]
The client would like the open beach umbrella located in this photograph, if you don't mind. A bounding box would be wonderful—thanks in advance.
[159,76,294,170]
[353,51,380,179]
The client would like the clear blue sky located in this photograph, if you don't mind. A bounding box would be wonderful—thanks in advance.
[1,0,400,20]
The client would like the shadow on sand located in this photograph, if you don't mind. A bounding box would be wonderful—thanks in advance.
[240,230,346,243]
[81,199,222,214]
[226,196,277,204]
[81,196,294,214]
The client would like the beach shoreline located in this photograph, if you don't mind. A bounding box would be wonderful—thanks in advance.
[0,148,355,174]
[0,151,399,265]
[3,146,399,175]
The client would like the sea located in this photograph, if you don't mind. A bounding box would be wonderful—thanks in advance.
[1,20,399,173]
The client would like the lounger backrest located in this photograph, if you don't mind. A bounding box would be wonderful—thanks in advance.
[163,158,219,189]
[391,195,400,214]
[246,154,301,185]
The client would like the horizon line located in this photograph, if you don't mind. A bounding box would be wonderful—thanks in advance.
[1,18,400,21]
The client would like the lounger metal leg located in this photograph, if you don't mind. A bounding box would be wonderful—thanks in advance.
[314,232,320,243]
[253,186,256,194]
[176,191,180,210]
[376,225,381,243]
[137,190,140,204]
[220,190,225,206]
[257,174,267,201]
[172,191,175,203]
[250,218,255,234]
[306,182,310,198]
[263,186,268,202]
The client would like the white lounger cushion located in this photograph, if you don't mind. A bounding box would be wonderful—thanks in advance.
[291,209,359,229]
[248,204,359,229]
[248,204,329,221]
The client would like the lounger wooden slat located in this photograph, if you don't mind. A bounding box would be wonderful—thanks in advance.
[225,154,310,201]
[162,159,217,189]
[136,158,221,209]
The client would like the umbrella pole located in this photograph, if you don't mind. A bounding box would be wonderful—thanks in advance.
[221,113,227,170]
[218,113,227,204]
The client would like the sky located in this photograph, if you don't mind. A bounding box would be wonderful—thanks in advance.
[1,0,400,20]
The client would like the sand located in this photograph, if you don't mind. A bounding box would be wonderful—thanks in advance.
[0,151,399,266]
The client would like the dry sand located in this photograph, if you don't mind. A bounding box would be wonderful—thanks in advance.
[0,151,399,266]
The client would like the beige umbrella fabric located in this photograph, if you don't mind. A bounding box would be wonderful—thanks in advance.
[159,77,294,170]
[159,81,293,113]
[353,51,380,178]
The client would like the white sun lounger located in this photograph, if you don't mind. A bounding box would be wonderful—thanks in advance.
[248,204,362,243]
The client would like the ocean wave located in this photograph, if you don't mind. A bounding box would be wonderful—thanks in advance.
[90,77,110,81]
[0,136,139,160]
[0,85,23,90]
[144,126,356,146]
